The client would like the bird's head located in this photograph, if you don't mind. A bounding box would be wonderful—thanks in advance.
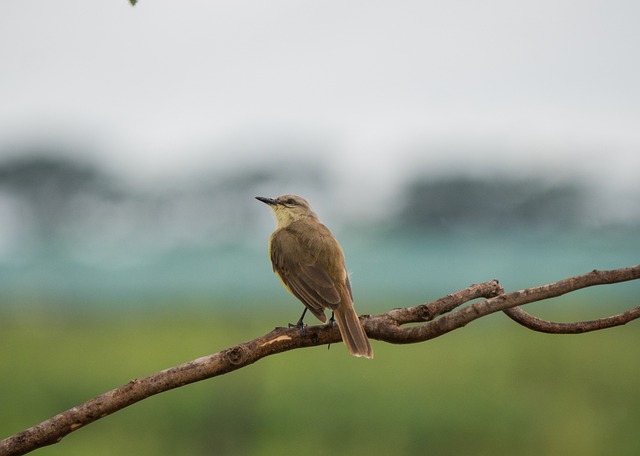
[256,194,317,228]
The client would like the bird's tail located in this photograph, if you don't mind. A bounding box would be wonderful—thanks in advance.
[333,301,373,359]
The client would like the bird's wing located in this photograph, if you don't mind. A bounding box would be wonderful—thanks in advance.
[270,228,342,322]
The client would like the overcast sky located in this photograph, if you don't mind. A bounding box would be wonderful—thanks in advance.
[1,0,639,199]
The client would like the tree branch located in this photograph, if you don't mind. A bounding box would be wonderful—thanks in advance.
[503,306,640,333]
[1,265,639,456]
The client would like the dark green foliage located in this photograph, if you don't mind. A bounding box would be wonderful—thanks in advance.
[399,175,587,233]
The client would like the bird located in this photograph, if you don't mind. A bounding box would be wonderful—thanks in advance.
[256,194,373,359]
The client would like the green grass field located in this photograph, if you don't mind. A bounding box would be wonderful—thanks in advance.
[1,297,639,456]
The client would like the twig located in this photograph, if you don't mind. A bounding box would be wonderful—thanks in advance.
[503,306,640,333]
[1,265,639,456]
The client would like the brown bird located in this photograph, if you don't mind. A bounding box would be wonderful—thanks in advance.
[256,194,373,359]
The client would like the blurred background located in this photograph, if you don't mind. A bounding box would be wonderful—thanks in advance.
[1,1,639,455]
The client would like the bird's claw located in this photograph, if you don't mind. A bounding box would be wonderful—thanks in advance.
[289,320,307,335]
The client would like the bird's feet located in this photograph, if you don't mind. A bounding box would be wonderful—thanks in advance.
[288,319,307,335]
[288,308,309,335]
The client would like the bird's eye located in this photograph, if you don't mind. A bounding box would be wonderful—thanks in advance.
[285,198,296,205]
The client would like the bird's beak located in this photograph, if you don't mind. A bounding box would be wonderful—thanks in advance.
[255,196,277,206]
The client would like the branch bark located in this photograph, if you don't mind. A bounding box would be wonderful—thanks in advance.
[1,265,639,456]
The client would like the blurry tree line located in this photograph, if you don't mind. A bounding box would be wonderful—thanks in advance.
[398,176,588,234]
[0,151,636,256]
[0,151,327,253]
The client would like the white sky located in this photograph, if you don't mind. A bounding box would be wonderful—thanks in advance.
[1,0,639,196]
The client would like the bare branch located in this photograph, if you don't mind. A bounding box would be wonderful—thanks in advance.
[503,306,640,333]
[1,265,638,456]
[500,267,640,333]
[364,266,640,343]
